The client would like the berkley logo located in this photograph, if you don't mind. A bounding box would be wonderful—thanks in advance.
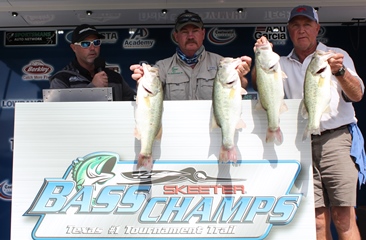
[22,59,53,75]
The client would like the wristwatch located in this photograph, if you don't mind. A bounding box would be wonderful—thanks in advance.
[334,65,346,76]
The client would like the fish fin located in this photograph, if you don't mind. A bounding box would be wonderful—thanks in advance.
[300,100,309,119]
[302,129,309,142]
[281,71,287,79]
[211,113,219,130]
[137,154,153,172]
[279,100,288,114]
[155,126,163,140]
[134,127,141,140]
[324,105,332,114]
[255,99,264,110]
[318,76,326,87]
[301,124,321,142]
[236,119,246,129]
[311,128,321,136]
[219,146,237,163]
[241,88,248,95]
[266,127,283,145]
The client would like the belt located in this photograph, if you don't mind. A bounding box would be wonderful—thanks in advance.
[320,124,349,135]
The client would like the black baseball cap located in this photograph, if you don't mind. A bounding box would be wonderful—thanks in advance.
[71,24,105,43]
[175,11,204,32]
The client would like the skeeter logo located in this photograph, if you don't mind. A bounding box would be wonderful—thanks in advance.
[207,28,236,45]
[24,152,302,239]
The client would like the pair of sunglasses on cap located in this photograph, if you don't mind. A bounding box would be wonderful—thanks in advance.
[176,13,203,25]
[74,39,102,48]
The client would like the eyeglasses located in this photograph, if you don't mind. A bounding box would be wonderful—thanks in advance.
[74,39,101,48]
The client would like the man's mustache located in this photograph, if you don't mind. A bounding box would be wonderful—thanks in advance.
[186,40,197,45]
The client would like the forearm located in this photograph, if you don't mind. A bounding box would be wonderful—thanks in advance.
[240,75,248,89]
[336,69,364,102]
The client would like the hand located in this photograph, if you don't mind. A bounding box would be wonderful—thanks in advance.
[328,52,344,74]
[130,64,144,81]
[236,56,252,77]
[254,36,272,52]
[92,71,108,87]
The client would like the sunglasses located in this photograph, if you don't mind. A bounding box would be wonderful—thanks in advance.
[176,15,202,24]
[74,39,101,48]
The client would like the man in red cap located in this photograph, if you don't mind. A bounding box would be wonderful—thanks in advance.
[252,5,364,240]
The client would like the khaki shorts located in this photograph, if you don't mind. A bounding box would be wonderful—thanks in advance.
[311,125,359,208]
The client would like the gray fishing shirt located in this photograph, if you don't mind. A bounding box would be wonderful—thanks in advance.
[155,48,222,100]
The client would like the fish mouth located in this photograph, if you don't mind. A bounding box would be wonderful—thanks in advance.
[316,67,326,74]
[227,80,236,85]
[143,85,153,94]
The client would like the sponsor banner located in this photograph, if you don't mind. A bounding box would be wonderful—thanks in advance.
[12,100,316,239]
[123,28,155,49]
[5,31,57,46]
[207,28,236,45]
[22,59,54,80]
[0,180,12,201]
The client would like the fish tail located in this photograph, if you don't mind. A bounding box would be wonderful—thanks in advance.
[266,127,283,144]
[302,125,321,141]
[219,145,237,163]
[137,154,153,172]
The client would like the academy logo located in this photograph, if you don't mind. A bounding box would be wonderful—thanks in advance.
[24,151,302,239]
[123,28,155,49]
[253,26,288,45]
[207,28,236,45]
[0,180,12,201]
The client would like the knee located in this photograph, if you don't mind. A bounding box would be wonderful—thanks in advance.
[331,207,354,232]
[315,208,329,230]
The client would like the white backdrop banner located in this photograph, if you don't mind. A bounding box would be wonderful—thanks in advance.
[11,99,315,239]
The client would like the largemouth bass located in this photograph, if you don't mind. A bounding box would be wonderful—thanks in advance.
[302,50,334,140]
[134,63,163,171]
[255,40,288,144]
[72,153,117,191]
[212,57,246,163]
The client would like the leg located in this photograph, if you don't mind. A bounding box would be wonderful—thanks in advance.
[331,206,360,240]
[315,207,333,240]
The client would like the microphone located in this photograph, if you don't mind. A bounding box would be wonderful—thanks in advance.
[94,56,106,72]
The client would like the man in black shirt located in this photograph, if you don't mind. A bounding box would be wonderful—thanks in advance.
[49,24,135,101]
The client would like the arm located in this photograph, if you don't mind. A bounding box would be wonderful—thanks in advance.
[251,67,258,91]
[121,78,136,101]
[49,76,70,89]
[236,55,251,89]
[329,53,364,102]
